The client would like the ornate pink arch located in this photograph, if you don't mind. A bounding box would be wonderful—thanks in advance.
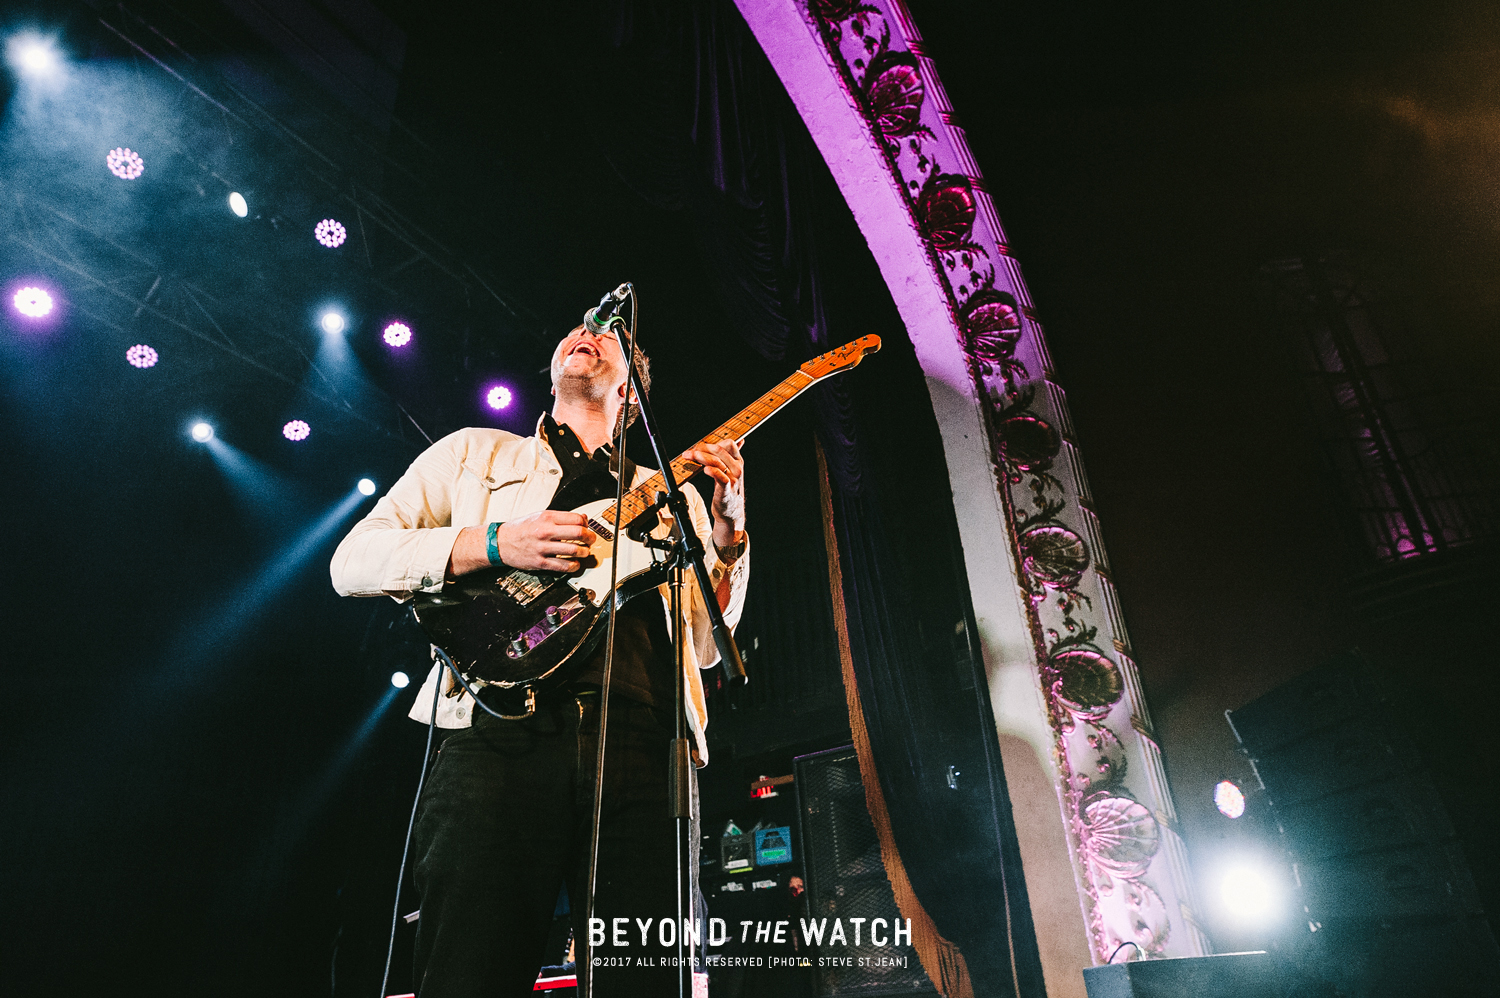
[733,0,1210,989]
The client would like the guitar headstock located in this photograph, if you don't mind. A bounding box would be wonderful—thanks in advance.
[799,334,882,380]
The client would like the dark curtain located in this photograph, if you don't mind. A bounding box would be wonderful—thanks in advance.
[582,1,1046,994]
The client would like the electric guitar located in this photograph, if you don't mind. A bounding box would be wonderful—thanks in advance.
[410,335,881,699]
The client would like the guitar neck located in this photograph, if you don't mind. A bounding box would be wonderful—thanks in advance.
[609,368,817,529]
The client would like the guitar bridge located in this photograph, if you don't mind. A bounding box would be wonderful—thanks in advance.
[495,568,551,605]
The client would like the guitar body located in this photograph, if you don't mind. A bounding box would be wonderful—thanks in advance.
[411,497,667,690]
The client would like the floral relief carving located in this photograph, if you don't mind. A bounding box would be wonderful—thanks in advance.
[809,0,882,41]
[1083,796,1159,877]
[998,416,1058,475]
[915,172,989,267]
[1021,525,1091,593]
[1048,648,1123,721]
[1068,722,1128,796]
[1095,877,1170,959]
[863,51,932,141]
[961,288,1026,382]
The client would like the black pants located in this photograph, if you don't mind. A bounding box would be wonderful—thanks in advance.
[411,693,696,997]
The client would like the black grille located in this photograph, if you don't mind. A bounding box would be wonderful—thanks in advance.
[796,747,937,997]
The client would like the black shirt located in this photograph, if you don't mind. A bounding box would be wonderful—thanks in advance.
[540,414,677,707]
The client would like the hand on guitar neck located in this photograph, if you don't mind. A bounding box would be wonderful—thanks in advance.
[686,438,746,550]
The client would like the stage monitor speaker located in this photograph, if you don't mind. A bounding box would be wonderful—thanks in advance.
[795,746,937,997]
[1081,952,1279,998]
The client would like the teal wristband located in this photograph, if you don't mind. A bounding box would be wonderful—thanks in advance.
[486,521,503,565]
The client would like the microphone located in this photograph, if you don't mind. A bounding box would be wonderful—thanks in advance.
[583,283,630,334]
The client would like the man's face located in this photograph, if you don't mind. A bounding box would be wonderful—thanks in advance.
[550,324,627,402]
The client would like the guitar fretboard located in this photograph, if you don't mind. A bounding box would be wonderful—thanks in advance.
[605,368,816,529]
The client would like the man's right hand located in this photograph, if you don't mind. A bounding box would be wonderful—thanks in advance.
[446,511,599,577]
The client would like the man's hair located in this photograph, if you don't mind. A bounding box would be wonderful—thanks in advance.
[617,333,650,433]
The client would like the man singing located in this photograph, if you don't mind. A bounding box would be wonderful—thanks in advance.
[330,317,749,996]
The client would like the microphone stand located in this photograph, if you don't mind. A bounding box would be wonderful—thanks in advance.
[611,315,748,998]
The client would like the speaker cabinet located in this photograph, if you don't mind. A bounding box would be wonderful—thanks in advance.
[795,746,937,997]
[1228,655,1499,997]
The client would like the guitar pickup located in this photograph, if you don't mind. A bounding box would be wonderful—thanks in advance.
[505,593,589,659]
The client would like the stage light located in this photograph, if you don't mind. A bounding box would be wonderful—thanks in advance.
[106,147,145,180]
[383,321,412,347]
[6,33,61,79]
[357,478,376,496]
[391,671,410,689]
[228,192,248,217]
[192,422,214,442]
[126,344,158,368]
[1215,780,1246,819]
[1220,864,1277,923]
[314,218,347,248]
[12,286,53,318]
[283,419,310,442]
[486,385,513,410]
[320,311,345,335]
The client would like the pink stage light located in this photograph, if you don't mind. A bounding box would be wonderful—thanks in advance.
[126,344,158,368]
[12,286,53,317]
[383,321,412,347]
[283,419,311,442]
[1214,780,1246,819]
[106,147,144,180]
[314,218,347,248]
[486,385,513,410]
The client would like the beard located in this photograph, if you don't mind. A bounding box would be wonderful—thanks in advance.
[552,358,615,409]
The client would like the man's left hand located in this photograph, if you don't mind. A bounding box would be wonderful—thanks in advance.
[687,440,746,545]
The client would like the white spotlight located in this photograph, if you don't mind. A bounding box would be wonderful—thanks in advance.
[357,478,376,496]
[321,311,346,335]
[391,671,410,689]
[1220,864,1276,922]
[1215,779,1246,818]
[191,422,214,442]
[7,34,60,79]
[228,192,248,217]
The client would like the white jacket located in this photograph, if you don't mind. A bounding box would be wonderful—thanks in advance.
[329,420,749,764]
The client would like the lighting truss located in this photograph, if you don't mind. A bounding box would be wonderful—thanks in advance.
[2,0,555,448]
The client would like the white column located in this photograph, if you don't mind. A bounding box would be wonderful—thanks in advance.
[734,1,1210,992]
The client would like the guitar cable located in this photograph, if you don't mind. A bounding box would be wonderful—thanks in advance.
[378,642,514,998]
[378,647,440,998]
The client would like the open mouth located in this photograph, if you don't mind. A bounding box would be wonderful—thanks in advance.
[568,342,599,358]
